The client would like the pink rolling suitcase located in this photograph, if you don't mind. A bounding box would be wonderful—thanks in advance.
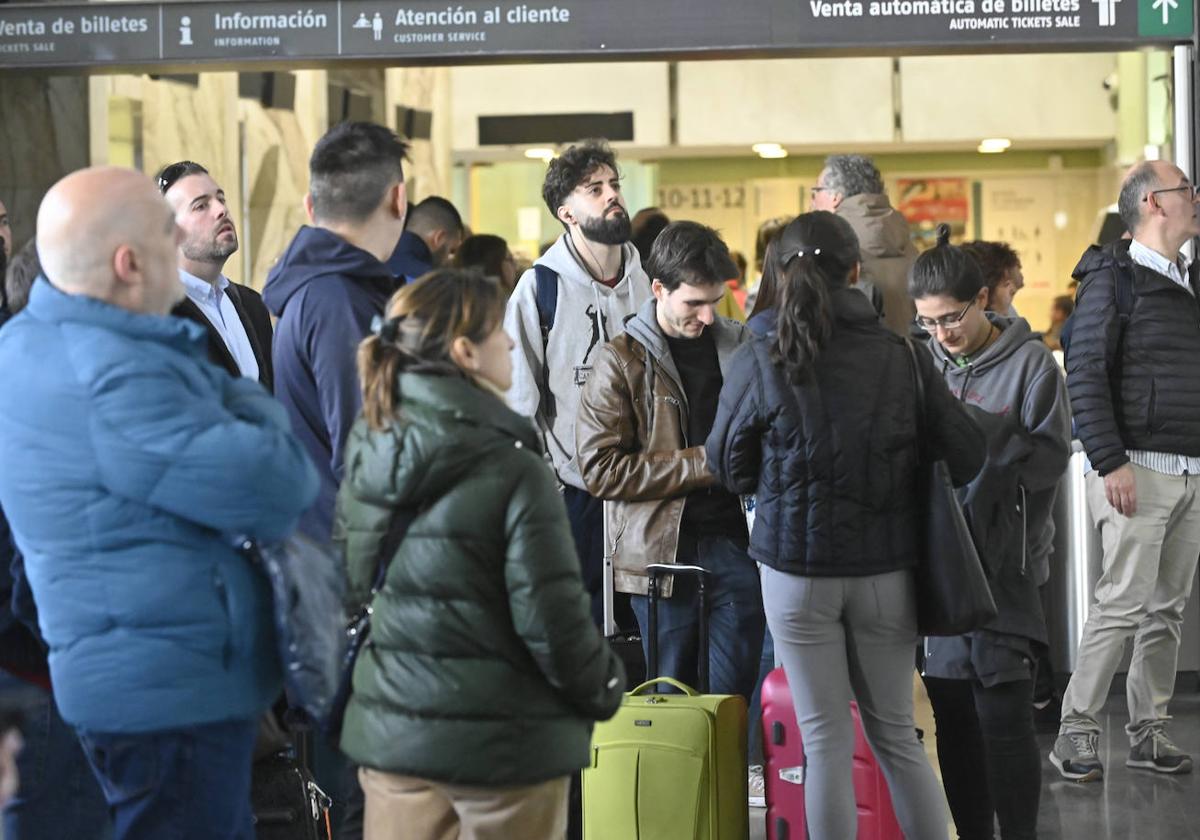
[760,668,903,840]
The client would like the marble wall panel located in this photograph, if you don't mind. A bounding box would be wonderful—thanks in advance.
[0,75,89,254]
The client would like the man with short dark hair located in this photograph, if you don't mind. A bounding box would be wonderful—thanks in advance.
[811,153,915,334]
[263,121,409,543]
[159,160,274,389]
[1052,159,1200,781]
[576,220,763,702]
[504,139,650,627]
[386,195,463,283]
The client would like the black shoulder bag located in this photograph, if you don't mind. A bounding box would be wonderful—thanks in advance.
[325,505,419,742]
[905,339,997,636]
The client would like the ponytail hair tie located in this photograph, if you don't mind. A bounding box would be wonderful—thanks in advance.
[784,246,822,266]
[370,313,406,343]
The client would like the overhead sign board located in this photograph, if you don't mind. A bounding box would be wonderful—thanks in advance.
[0,0,1192,71]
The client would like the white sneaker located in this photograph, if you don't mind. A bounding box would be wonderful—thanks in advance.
[748,764,766,808]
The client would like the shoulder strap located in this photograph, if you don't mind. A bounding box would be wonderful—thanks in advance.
[1114,262,1135,320]
[533,264,559,423]
[369,507,419,594]
[905,338,929,461]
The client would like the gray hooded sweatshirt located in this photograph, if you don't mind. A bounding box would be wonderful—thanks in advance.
[505,234,651,490]
[925,314,1072,642]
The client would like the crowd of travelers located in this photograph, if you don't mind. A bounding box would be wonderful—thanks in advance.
[0,121,1198,840]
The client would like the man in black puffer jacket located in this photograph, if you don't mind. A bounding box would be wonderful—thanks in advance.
[1053,160,1200,782]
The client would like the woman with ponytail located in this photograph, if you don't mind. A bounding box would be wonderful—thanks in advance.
[707,212,984,840]
[910,225,1071,840]
[335,269,625,840]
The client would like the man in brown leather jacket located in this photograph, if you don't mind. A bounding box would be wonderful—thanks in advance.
[576,221,764,702]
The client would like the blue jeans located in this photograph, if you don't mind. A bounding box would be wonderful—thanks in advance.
[631,535,764,701]
[77,718,257,840]
[0,676,111,840]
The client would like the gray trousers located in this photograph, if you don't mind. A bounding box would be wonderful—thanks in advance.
[761,565,948,840]
[1061,464,1200,742]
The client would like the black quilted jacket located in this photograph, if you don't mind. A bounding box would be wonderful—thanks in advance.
[1065,240,1200,476]
[706,289,984,576]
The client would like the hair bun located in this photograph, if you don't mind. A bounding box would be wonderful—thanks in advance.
[935,223,952,247]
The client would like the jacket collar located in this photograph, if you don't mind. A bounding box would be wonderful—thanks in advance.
[25,277,207,357]
[624,296,747,387]
[397,371,541,451]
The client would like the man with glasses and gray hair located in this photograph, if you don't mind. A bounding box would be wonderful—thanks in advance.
[810,153,916,335]
[1052,160,1200,782]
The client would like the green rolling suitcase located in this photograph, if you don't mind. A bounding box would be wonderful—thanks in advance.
[583,563,749,840]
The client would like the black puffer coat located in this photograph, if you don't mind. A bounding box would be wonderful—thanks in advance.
[336,372,625,785]
[706,289,984,577]
[1066,240,1200,475]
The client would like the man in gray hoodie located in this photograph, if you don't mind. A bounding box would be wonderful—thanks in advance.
[505,139,650,627]
[812,154,917,335]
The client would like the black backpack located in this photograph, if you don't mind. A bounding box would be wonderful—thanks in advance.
[533,264,559,423]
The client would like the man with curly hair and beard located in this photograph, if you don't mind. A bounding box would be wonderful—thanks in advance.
[504,139,651,629]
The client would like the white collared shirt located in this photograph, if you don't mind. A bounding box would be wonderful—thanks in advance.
[178,269,260,381]
[1125,239,1199,476]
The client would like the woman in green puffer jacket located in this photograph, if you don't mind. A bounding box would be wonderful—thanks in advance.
[335,268,625,840]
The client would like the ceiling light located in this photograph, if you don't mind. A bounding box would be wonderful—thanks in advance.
[753,143,788,159]
[524,148,556,162]
[977,138,1012,154]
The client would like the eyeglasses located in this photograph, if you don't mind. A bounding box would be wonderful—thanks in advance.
[1142,184,1200,202]
[156,161,203,195]
[914,299,975,333]
[810,185,833,196]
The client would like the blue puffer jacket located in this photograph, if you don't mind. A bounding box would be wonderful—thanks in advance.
[0,281,319,734]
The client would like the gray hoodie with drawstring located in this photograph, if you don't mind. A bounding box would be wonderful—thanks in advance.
[505,234,651,491]
[923,314,1072,642]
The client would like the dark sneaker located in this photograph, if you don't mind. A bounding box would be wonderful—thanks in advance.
[1127,729,1193,775]
[1050,732,1103,782]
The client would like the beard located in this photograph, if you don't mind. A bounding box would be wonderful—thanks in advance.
[579,206,632,245]
[182,232,238,265]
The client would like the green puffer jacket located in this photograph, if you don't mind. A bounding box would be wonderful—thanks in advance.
[335,371,626,786]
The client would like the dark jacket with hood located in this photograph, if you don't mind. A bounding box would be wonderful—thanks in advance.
[707,288,984,576]
[924,315,1072,642]
[1065,239,1200,476]
[335,372,624,785]
[576,299,749,597]
[386,229,433,284]
[263,225,400,542]
[837,193,918,336]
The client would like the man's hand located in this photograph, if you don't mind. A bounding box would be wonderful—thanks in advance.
[1104,463,1137,516]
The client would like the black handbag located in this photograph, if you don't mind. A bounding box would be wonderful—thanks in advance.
[251,750,332,840]
[325,506,419,742]
[905,339,998,637]
[245,532,345,726]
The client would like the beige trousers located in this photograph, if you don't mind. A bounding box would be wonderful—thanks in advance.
[359,767,569,840]
[1060,463,1200,742]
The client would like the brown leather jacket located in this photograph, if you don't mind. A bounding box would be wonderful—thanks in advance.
[576,299,749,597]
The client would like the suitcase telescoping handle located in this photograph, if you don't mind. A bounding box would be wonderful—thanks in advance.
[645,563,711,694]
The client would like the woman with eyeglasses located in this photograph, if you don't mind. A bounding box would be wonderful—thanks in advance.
[911,224,1072,840]
[707,212,984,840]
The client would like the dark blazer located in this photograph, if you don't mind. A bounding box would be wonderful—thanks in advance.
[172,281,274,392]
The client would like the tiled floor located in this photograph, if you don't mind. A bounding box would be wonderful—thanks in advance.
[751,685,1200,839]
